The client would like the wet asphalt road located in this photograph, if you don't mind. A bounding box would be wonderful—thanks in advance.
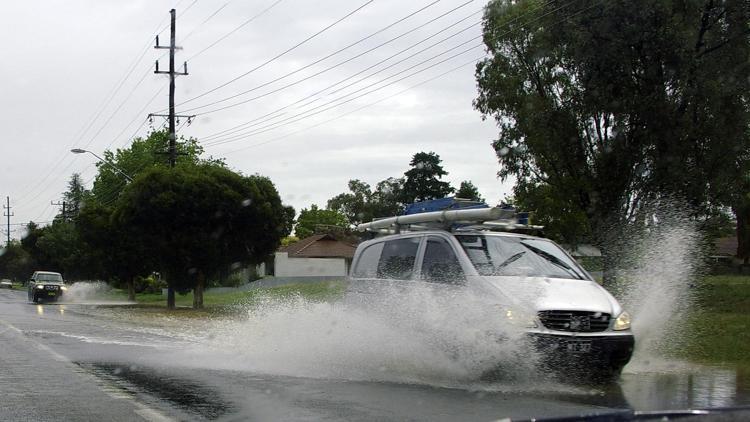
[0,288,748,421]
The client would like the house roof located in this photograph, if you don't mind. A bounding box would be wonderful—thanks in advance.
[280,234,357,259]
[713,236,738,257]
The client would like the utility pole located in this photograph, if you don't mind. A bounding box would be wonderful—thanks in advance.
[152,8,192,168]
[51,200,67,221]
[151,8,192,309]
[3,197,12,246]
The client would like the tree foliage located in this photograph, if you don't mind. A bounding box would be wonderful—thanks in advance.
[455,180,484,202]
[0,241,34,282]
[60,173,88,221]
[113,164,287,308]
[327,179,403,226]
[400,152,454,203]
[295,205,349,239]
[474,0,750,254]
[92,130,221,205]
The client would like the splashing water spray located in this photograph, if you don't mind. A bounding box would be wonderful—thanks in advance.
[611,205,704,372]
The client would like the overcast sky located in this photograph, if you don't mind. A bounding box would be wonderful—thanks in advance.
[1,0,510,240]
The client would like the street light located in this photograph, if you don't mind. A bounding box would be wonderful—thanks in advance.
[70,148,133,182]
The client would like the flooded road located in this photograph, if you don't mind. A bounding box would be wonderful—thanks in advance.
[1,288,748,421]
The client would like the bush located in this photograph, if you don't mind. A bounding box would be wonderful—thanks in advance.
[134,275,166,294]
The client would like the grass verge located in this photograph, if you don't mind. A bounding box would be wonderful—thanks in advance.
[674,274,750,370]
[105,280,346,318]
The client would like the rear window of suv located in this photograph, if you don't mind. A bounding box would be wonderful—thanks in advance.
[352,237,420,280]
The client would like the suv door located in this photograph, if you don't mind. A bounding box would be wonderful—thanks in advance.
[348,235,422,302]
[419,235,465,284]
[376,236,421,280]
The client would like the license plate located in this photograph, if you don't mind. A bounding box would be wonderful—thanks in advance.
[47,292,56,296]
[566,341,591,353]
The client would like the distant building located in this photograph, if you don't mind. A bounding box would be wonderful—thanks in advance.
[713,236,738,258]
[265,234,357,280]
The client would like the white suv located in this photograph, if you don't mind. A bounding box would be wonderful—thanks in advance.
[348,229,634,378]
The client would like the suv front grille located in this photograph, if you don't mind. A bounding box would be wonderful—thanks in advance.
[538,310,611,332]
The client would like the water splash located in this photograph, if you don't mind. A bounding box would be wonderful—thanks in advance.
[612,208,704,371]
[176,285,549,390]
[64,281,119,303]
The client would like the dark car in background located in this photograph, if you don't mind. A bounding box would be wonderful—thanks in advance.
[27,271,67,303]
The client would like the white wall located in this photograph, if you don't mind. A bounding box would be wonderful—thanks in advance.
[274,252,348,277]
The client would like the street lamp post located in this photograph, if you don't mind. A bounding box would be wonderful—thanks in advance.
[70,149,133,182]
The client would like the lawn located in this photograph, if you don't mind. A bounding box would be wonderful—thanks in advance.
[675,274,750,370]
[109,280,346,316]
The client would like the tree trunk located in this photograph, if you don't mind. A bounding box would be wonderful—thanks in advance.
[734,202,750,265]
[167,287,176,309]
[193,272,204,309]
[127,277,135,302]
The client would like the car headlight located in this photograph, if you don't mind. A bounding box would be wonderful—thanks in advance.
[35,285,45,290]
[613,311,631,330]
[504,309,539,328]
[61,286,67,291]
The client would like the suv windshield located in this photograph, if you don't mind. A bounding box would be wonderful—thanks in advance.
[456,235,586,280]
[35,273,63,282]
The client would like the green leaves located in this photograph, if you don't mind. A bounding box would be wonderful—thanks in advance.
[295,205,349,239]
[475,0,750,247]
[113,164,287,292]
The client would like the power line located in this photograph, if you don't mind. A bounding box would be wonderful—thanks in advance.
[220,56,483,155]
[181,1,232,43]
[207,0,591,152]
[174,0,375,107]
[196,0,565,144]
[177,0,457,114]
[185,0,285,62]
[13,11,181,205]
[203,41,484,148]
[193,10,482,125]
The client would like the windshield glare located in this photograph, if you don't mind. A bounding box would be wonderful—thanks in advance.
[456,235,586,280]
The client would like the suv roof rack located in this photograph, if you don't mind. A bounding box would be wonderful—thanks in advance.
[356,198,543,235]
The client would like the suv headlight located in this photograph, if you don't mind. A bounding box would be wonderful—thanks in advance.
[35,284,45,290]
[61,286,67,291]
[504,309,538,328]
[613,311,631,330]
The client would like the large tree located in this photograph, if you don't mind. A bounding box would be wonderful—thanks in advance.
[295,205,349,239]
[92,130,221,205]
[400,152,454,203]
[76,202,153,300]
[327,178,405,227]
[61,173,88,221]
[455,180,484,202]
[475,0,750,277]
[0,240,34,282]
[113,164,287,308]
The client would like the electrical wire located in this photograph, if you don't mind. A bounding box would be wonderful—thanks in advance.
[177,0,457,113]
[220,56,482,155]
[208,0,594,151]
[185,0,285,62]
[197,0,565,144]
[173,0,375,107]
[193,10,483,126]
[203,41,484,148]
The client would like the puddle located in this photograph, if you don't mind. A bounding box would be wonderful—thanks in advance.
[78,362,234,420]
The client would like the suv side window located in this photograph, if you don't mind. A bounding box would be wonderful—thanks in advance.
[352,242,385,278]
[377,237,420,280]
[421,236,464,284]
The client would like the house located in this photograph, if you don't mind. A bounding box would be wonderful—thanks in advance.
[713,236,738,258]
[267,234,357,280]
